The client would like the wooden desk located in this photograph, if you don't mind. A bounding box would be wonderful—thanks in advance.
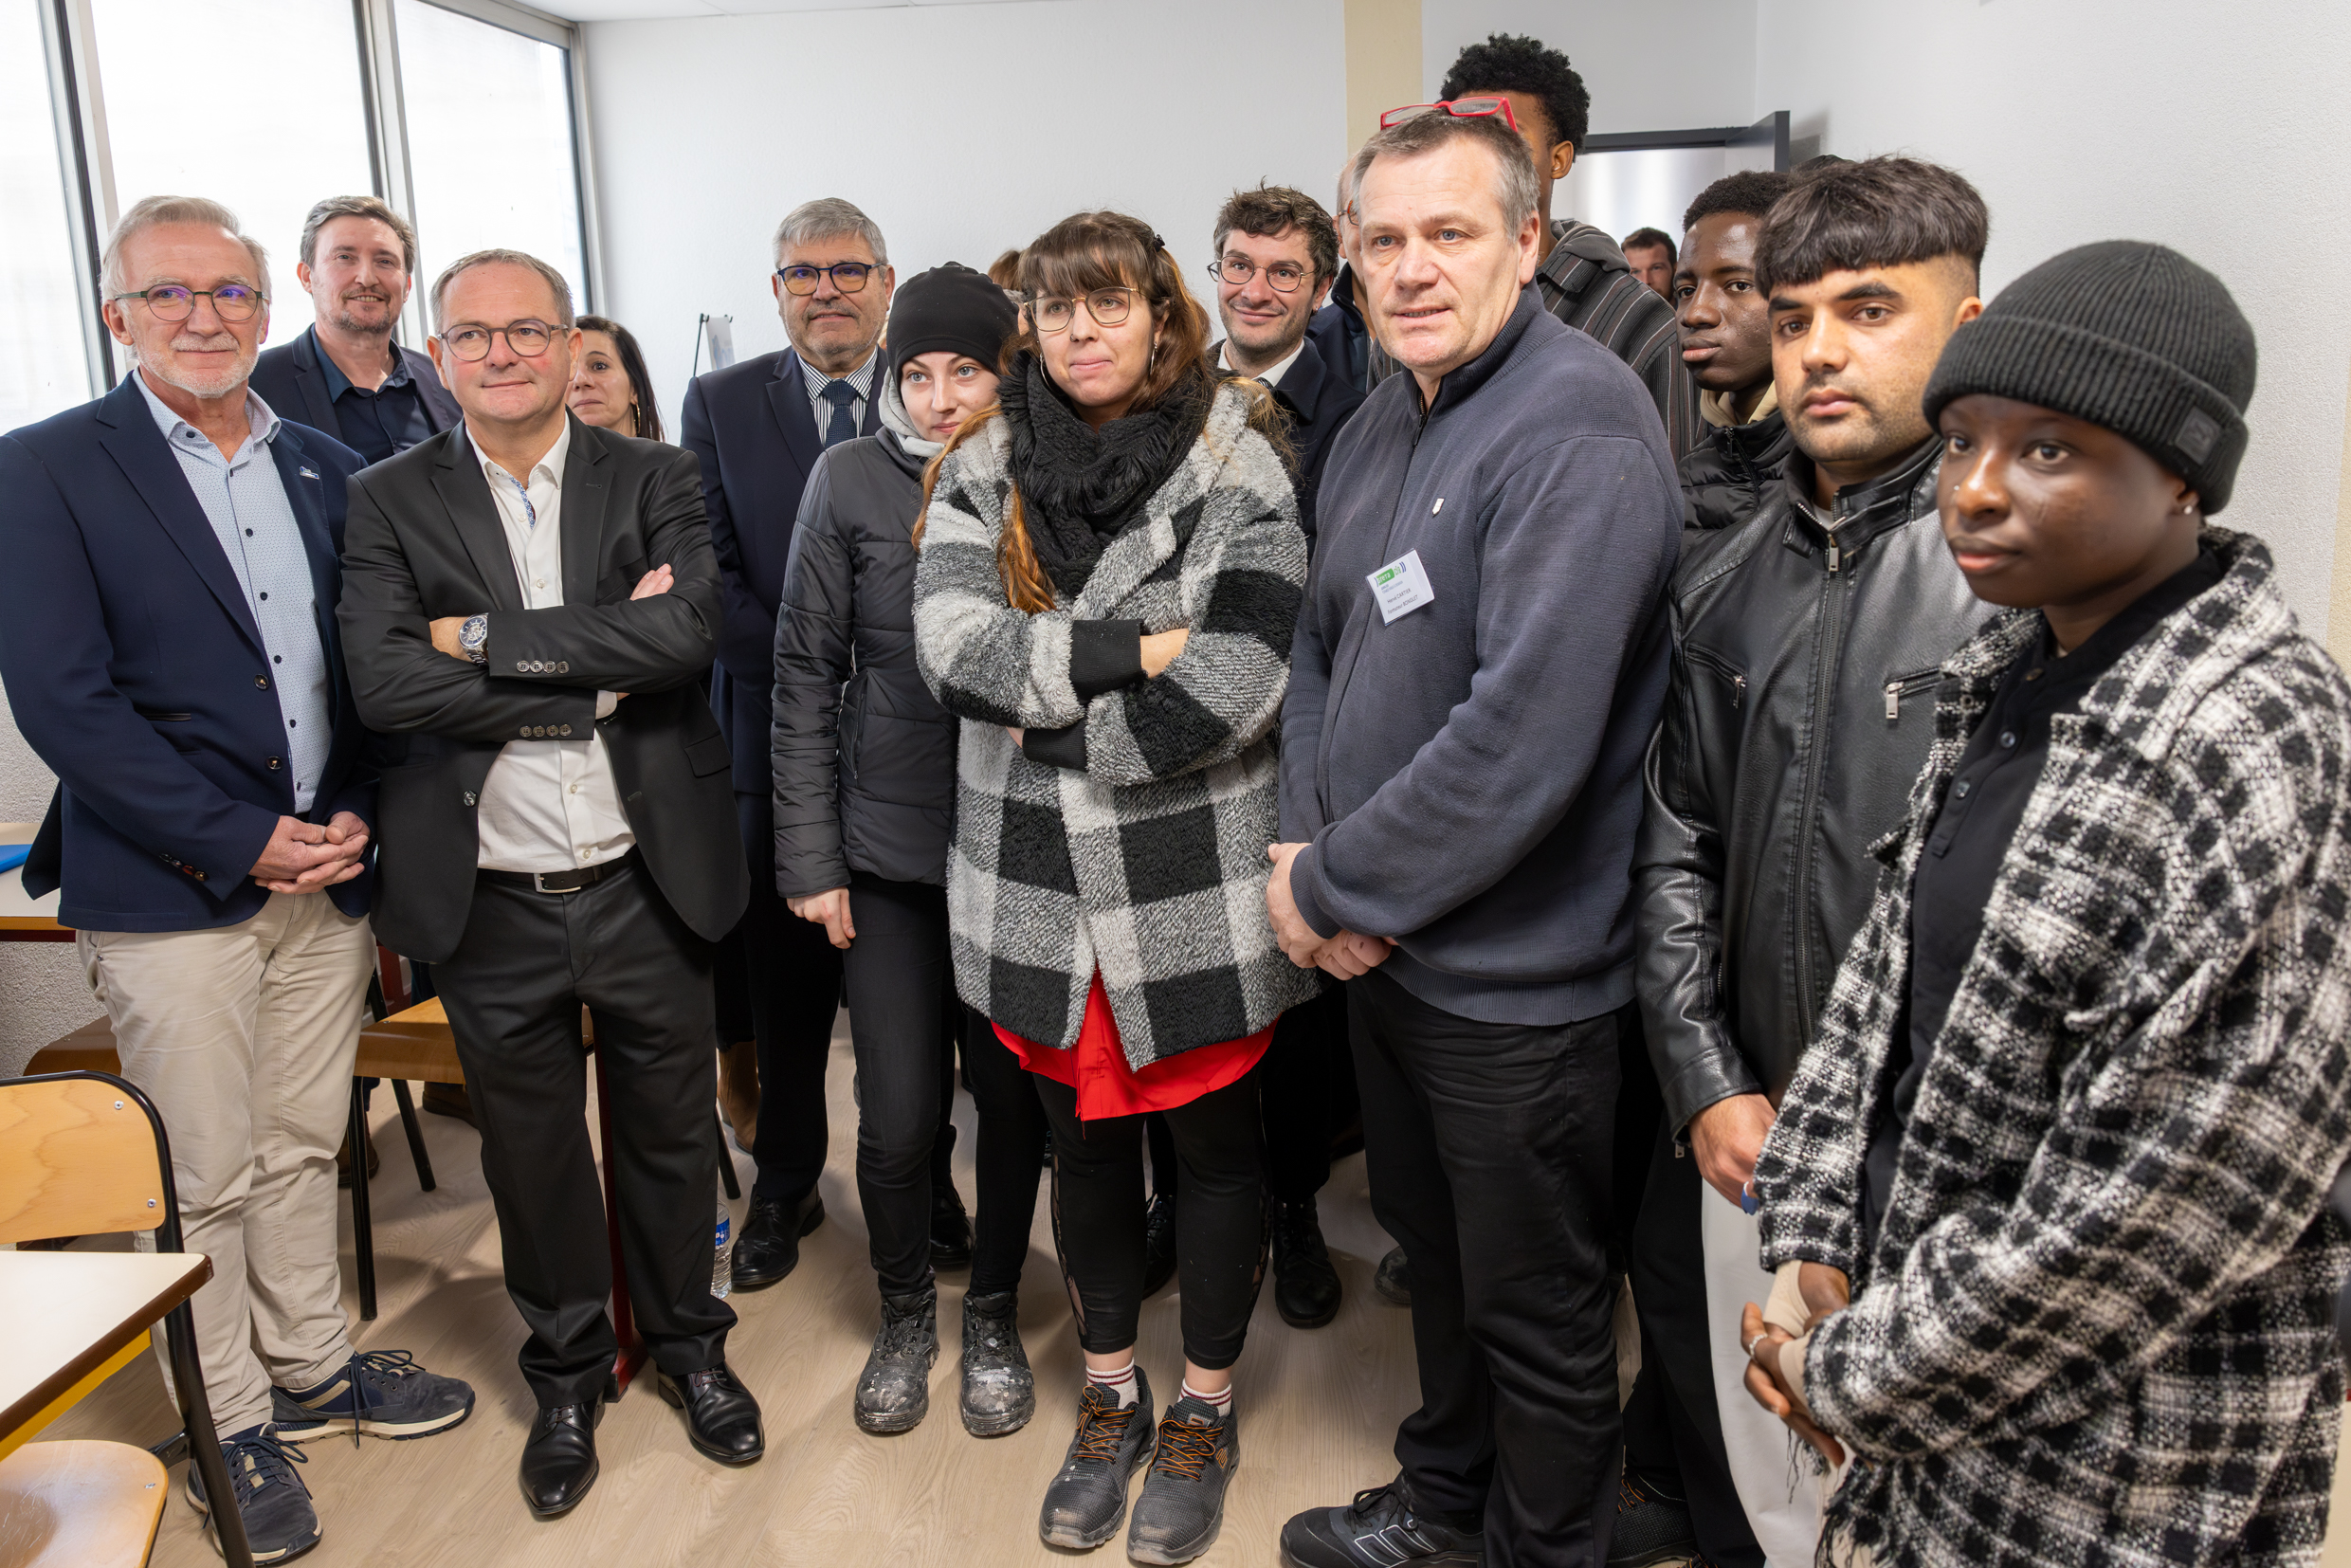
[0,1250,211,1464]
[0,822,67,943]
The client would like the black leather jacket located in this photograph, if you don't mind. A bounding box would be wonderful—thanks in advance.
[1679,407,1794,536]
[1634,439,2001,1134]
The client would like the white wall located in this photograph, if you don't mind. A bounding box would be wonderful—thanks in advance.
[581,0,1350,442]
[1753,0,2351,633]
[1423,0,1757,133]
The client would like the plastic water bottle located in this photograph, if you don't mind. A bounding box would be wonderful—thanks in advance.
[711,1194,733,1299]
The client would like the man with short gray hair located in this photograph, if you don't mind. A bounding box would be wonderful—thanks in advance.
[1271,106,1680,1568]
[250,193,460,466]
[678,197,943,1291]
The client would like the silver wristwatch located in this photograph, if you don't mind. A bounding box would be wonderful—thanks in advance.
[459,612,489,665]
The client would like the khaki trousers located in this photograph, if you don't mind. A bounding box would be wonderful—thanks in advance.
[81,892,375,1433]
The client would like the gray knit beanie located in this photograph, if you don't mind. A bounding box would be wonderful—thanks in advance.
[1923,240,2256,512]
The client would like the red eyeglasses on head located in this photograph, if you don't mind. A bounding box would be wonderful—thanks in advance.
[1378,96,1521,134]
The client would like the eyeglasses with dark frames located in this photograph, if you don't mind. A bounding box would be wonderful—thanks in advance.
[775,263,876,295]
[111,284,265,322]
[1208,257,1311,293]
[1026,288,1135,334]
[1377,96,1522,134]
[439,320,559,361]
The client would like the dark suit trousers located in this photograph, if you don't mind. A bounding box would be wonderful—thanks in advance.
[1258,984,1357,1202]
[1349,968,1623,1568]
[436,861,736,1408]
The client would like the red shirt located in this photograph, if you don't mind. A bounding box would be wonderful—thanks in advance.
[995,973,1273,1120]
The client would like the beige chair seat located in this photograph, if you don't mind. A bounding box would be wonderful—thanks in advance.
[0,1439,168,1568]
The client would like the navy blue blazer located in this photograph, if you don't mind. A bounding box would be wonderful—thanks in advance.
[249,325,460,452]
[1305,264,1374,399]
[1225,332,1367,543]
[0,375,376,932]
[680,348,882,791]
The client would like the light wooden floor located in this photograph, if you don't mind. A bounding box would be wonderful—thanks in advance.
[41,1011,1421,1567]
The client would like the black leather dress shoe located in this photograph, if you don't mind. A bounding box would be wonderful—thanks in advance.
[657,1363,765,1465]
[929,1184,974,1268]
[730,1192,825,1291]
[519,1401,601,1520]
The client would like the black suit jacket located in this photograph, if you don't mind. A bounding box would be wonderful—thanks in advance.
[337,415,748,961]
[250,326,460,451]
[679,349,882,791]
[1215,333,1368,542]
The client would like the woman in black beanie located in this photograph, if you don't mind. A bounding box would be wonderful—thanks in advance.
[772,261,1049,1440]
[1738,239,2351,1567]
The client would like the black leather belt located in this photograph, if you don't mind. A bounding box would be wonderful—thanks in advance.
[480,848,638,894]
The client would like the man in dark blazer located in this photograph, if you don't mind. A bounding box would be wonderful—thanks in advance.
[249,195,459,466]
[679,196,908,1289]
[0,195,474,1565]
[338,246,758,1520]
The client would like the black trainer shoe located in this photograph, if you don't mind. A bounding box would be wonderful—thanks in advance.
[930,1184,974,1268]
[1126,1395,1238,1564]
[731,1191,825,1291]
[1039,1369,1155,1550]
[270,1350,475,1444]
[960,1289,1035,1437]
[855,1285,939,1434]
[1272,1197,1342,1328]
[1609,1475,1701,1567]
[186,1424,319,1563]
[1140,1193,1178,1297]
[1279,1475,1484,1568]
[1373,1245,1412,1306]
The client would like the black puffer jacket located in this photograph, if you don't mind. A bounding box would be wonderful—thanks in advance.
[1633,438,2001,1135]
[1679,408,1794,536]
[772,403,956,895]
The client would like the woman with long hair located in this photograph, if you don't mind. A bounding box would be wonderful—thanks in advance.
[773,263,1050,1440]
[913,210,1313,1564]
[567,314,665,443]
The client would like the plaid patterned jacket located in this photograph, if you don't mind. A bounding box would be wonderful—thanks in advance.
[1754,530,2351,1566]
[913,383,1319,1063]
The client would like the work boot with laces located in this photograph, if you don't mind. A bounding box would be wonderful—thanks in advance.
[854,1285,939,1433]
[959,1289,1034,1436]
[1039,1368,1155,1549]
[1126,1394,1238,1564]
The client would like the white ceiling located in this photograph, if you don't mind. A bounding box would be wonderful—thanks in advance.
[545,0,1072,22]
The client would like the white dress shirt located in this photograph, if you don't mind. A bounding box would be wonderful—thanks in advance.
[467,419,635,873]
[1218,337,1304,390]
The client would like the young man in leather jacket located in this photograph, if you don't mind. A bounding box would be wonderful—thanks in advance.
[1673,170,1795,538]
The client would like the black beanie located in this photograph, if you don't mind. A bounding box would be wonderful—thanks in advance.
[1923,240,2257,512]
[886,262,1018,386]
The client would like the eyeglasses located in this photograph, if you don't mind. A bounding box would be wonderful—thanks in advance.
[1209,257,1310,293]
[775,263,875,295]
[111,284,265,322]
[439,320,558,361]
[1378,96,1521,134]
[1027,288,1135,334]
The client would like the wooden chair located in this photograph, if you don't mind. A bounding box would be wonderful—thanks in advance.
[0,1072,253,1568]
[0,1440,166,1568]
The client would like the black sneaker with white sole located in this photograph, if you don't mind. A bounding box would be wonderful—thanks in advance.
[269,1349,475,1443]
[1039,1369,1155,1550]
[186,1424,319,1563]
[1279,1475,1485,1568]
[1125,1395,1237,1564]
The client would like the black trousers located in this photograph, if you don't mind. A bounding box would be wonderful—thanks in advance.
[717,788,847,1205]
[1037,1068,1267,1371]
[1622,1120,1765,1568]
[1350,968,1622,1568]
[436,861,736,1409]
[1259,984,1358,1202]
[842,875,1042,1296]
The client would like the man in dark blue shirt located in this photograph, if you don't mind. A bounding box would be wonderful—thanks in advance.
[250,195,457,468]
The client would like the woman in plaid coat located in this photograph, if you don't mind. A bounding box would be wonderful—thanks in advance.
[1740,244,2351,1566]
[912,210,1315,1564]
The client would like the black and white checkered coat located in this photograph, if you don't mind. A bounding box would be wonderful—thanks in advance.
[1754,530,2351,1567]
[913,383,1318,1063]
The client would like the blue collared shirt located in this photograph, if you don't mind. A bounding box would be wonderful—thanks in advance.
[313,326,434,465]
[134,372,333,812]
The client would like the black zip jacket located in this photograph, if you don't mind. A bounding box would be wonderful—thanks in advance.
[1633,439,2000,1133]
[1679,407,1794,536]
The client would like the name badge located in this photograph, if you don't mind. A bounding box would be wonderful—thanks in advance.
[1367,549,1435,624]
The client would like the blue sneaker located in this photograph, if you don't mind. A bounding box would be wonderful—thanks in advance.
[185,1424,319,1563]
[271,1349,475,1443]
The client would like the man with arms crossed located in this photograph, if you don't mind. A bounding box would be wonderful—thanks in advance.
[0,195,472,1564]
[339,248,760,1519]
[1631,156,1997,1567]
[1269,106,1681,1568]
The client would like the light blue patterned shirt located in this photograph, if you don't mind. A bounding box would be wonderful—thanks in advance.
[135,372,332,812]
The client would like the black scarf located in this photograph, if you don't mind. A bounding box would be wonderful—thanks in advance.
[999,352,1210,597]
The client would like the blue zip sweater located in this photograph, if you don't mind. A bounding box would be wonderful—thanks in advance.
[1281,286,1680,1025]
